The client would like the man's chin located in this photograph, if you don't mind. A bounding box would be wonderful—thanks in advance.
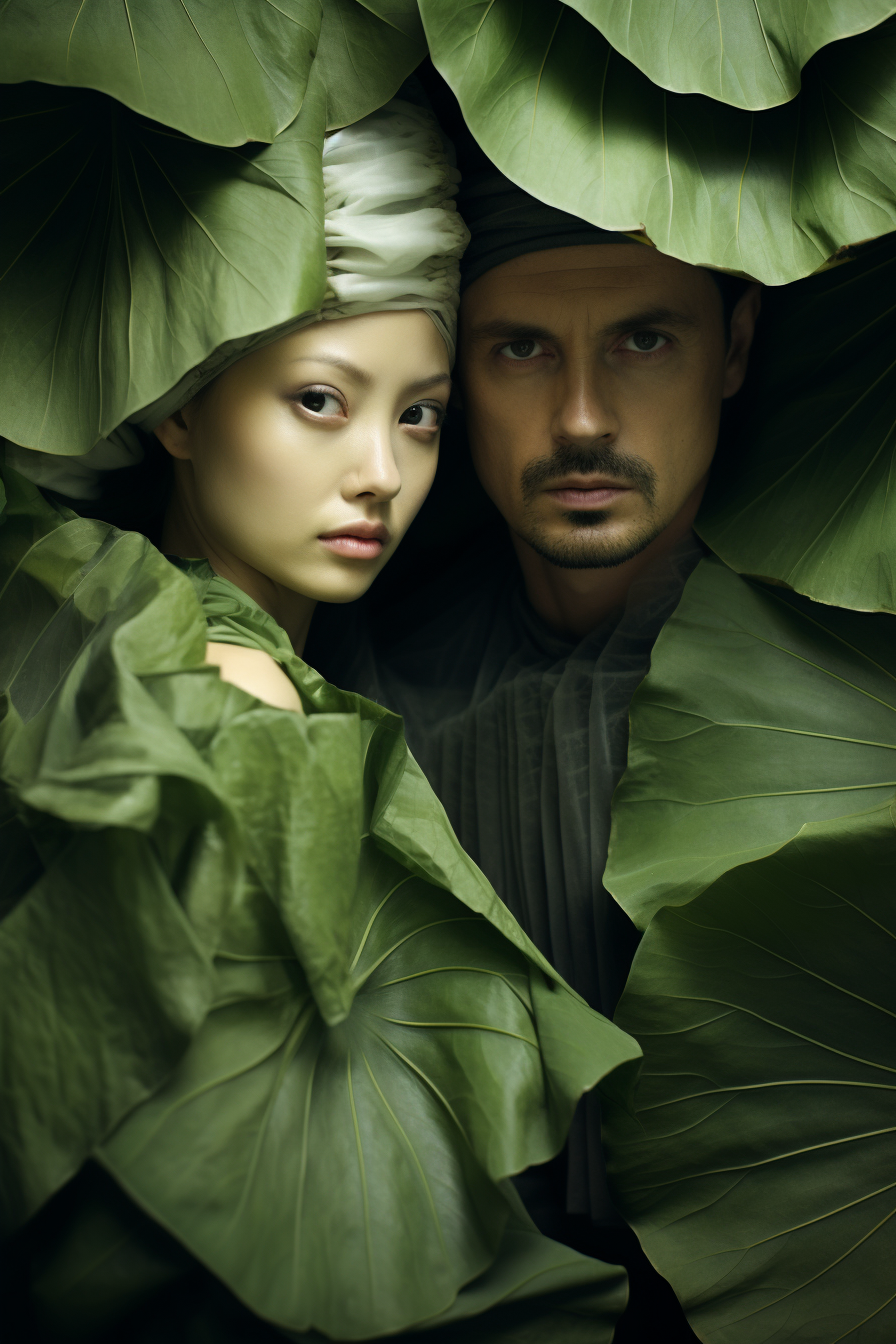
[517,516,665,570]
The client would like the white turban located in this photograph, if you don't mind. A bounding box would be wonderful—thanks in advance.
[7,100,468,499]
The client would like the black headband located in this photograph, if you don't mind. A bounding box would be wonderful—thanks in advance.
[457,140,642,293]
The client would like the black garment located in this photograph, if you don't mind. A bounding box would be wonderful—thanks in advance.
[314,528,704,1226]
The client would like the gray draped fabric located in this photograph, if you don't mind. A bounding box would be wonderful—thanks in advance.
[316,531,703,1223]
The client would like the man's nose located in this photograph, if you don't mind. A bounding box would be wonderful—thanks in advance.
[348,425,402,501]
[552,361,619,446]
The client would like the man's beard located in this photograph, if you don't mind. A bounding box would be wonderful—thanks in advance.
[517,443,663,571]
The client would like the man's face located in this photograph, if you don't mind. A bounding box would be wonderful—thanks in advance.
[459,244,754,569]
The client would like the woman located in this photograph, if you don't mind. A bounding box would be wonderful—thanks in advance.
[0,101,637,1342]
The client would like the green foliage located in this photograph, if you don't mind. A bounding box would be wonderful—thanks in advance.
[419,0,896,284]
[0,79,327,457]
[0,468,639,1338]
[0,0,426,144]
[0,471,236,1230]
[605,557,896,929]
[604,554,896,1338]
[698,235,896,613]
[570,0,896,110]
[100,842,625,1337]
[319,0,428,129]
[603,801,896,1343]
[28,1166,627,1343]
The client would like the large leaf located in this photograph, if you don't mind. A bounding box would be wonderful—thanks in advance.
[0,0,320,146]
[319,0,428,129]
[0,471,239,1230]
[697,235,896,613]
[603,800,896,1343]
[0,79,327,456]
[604,556,896,929]
[420,0,896,285]
[0,1,426,145]
[24,1164,627,1344]
[99,815,627,1337]
[0,467,639,1337]
[569,0,896,110]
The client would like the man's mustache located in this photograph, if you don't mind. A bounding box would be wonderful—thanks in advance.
[520,444,658,506]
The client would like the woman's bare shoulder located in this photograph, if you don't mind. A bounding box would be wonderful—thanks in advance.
[205,641,304,714]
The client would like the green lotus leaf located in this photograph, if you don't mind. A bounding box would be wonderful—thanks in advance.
[319,0,428,130]
[0,78,327,457]
[0,1,426,146]
[698,235,896,613]
[0,472,241,1231]
[0,0,320,146]
[0,467,640,1334]
[25,1164,626,1344]
[604,556,896,929]
[603,799,896,1343]
[99,834,626,1338]
[419,0,896,285]
[568,0,896,110]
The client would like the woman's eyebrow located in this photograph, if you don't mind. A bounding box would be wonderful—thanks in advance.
[404,372,452,395]
[286,358,450,396]
[287,354,372,384]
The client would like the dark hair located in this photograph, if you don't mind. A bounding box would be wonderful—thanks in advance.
[711,272,753,336]
[55,429,174,547]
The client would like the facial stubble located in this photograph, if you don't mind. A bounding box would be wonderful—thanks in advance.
[517,444,663,570]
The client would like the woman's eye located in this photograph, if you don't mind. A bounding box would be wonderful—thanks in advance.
[399,403,442,429]
[299,388,343,416]
[500,338,544,361]
[621,331,669,354]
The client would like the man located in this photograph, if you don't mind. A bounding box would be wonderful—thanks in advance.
[308,158,761,1339]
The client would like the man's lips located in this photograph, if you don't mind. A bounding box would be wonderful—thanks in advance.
[544,477,631,509]
[318,521,389,560]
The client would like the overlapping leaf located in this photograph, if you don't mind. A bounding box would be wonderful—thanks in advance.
[28,1164,627,1343]
[100,839,627,1338]
[570,0,896,110]
[698,235,896,613]
[605,557,896,929]
[318,0,428,129]
[0,80,327,457]
[603,801,896,1343]
[0,471,238,1230]
[420,0,896,284]
[0,470,639,1337]
[0,1,426,145]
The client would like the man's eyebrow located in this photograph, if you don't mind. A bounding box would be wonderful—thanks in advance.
[288,356,450,395]
[603,306,700,336]
[467,307,700,343]
[466,321,559,343]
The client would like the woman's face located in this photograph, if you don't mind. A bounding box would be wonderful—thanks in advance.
[158,310,450,603]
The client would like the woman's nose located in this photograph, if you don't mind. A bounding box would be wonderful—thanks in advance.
[349,425,402,501]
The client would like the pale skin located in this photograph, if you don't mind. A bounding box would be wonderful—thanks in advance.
[459,245,761,638]
[155,310,450,711]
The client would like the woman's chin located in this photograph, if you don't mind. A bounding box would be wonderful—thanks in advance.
[271,562,385,605]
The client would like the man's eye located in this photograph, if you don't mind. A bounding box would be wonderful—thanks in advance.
[621,331,669,353]
[500,339,544,361]
[399,403,442,429]
[299,388,343,416]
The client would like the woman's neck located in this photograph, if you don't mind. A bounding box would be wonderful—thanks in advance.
[161,472,316,656]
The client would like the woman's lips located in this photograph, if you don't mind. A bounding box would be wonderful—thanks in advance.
[319,535,385,560]
[548,486,630,508]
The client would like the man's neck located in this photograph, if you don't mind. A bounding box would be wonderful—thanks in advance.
[511,484,704,640]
